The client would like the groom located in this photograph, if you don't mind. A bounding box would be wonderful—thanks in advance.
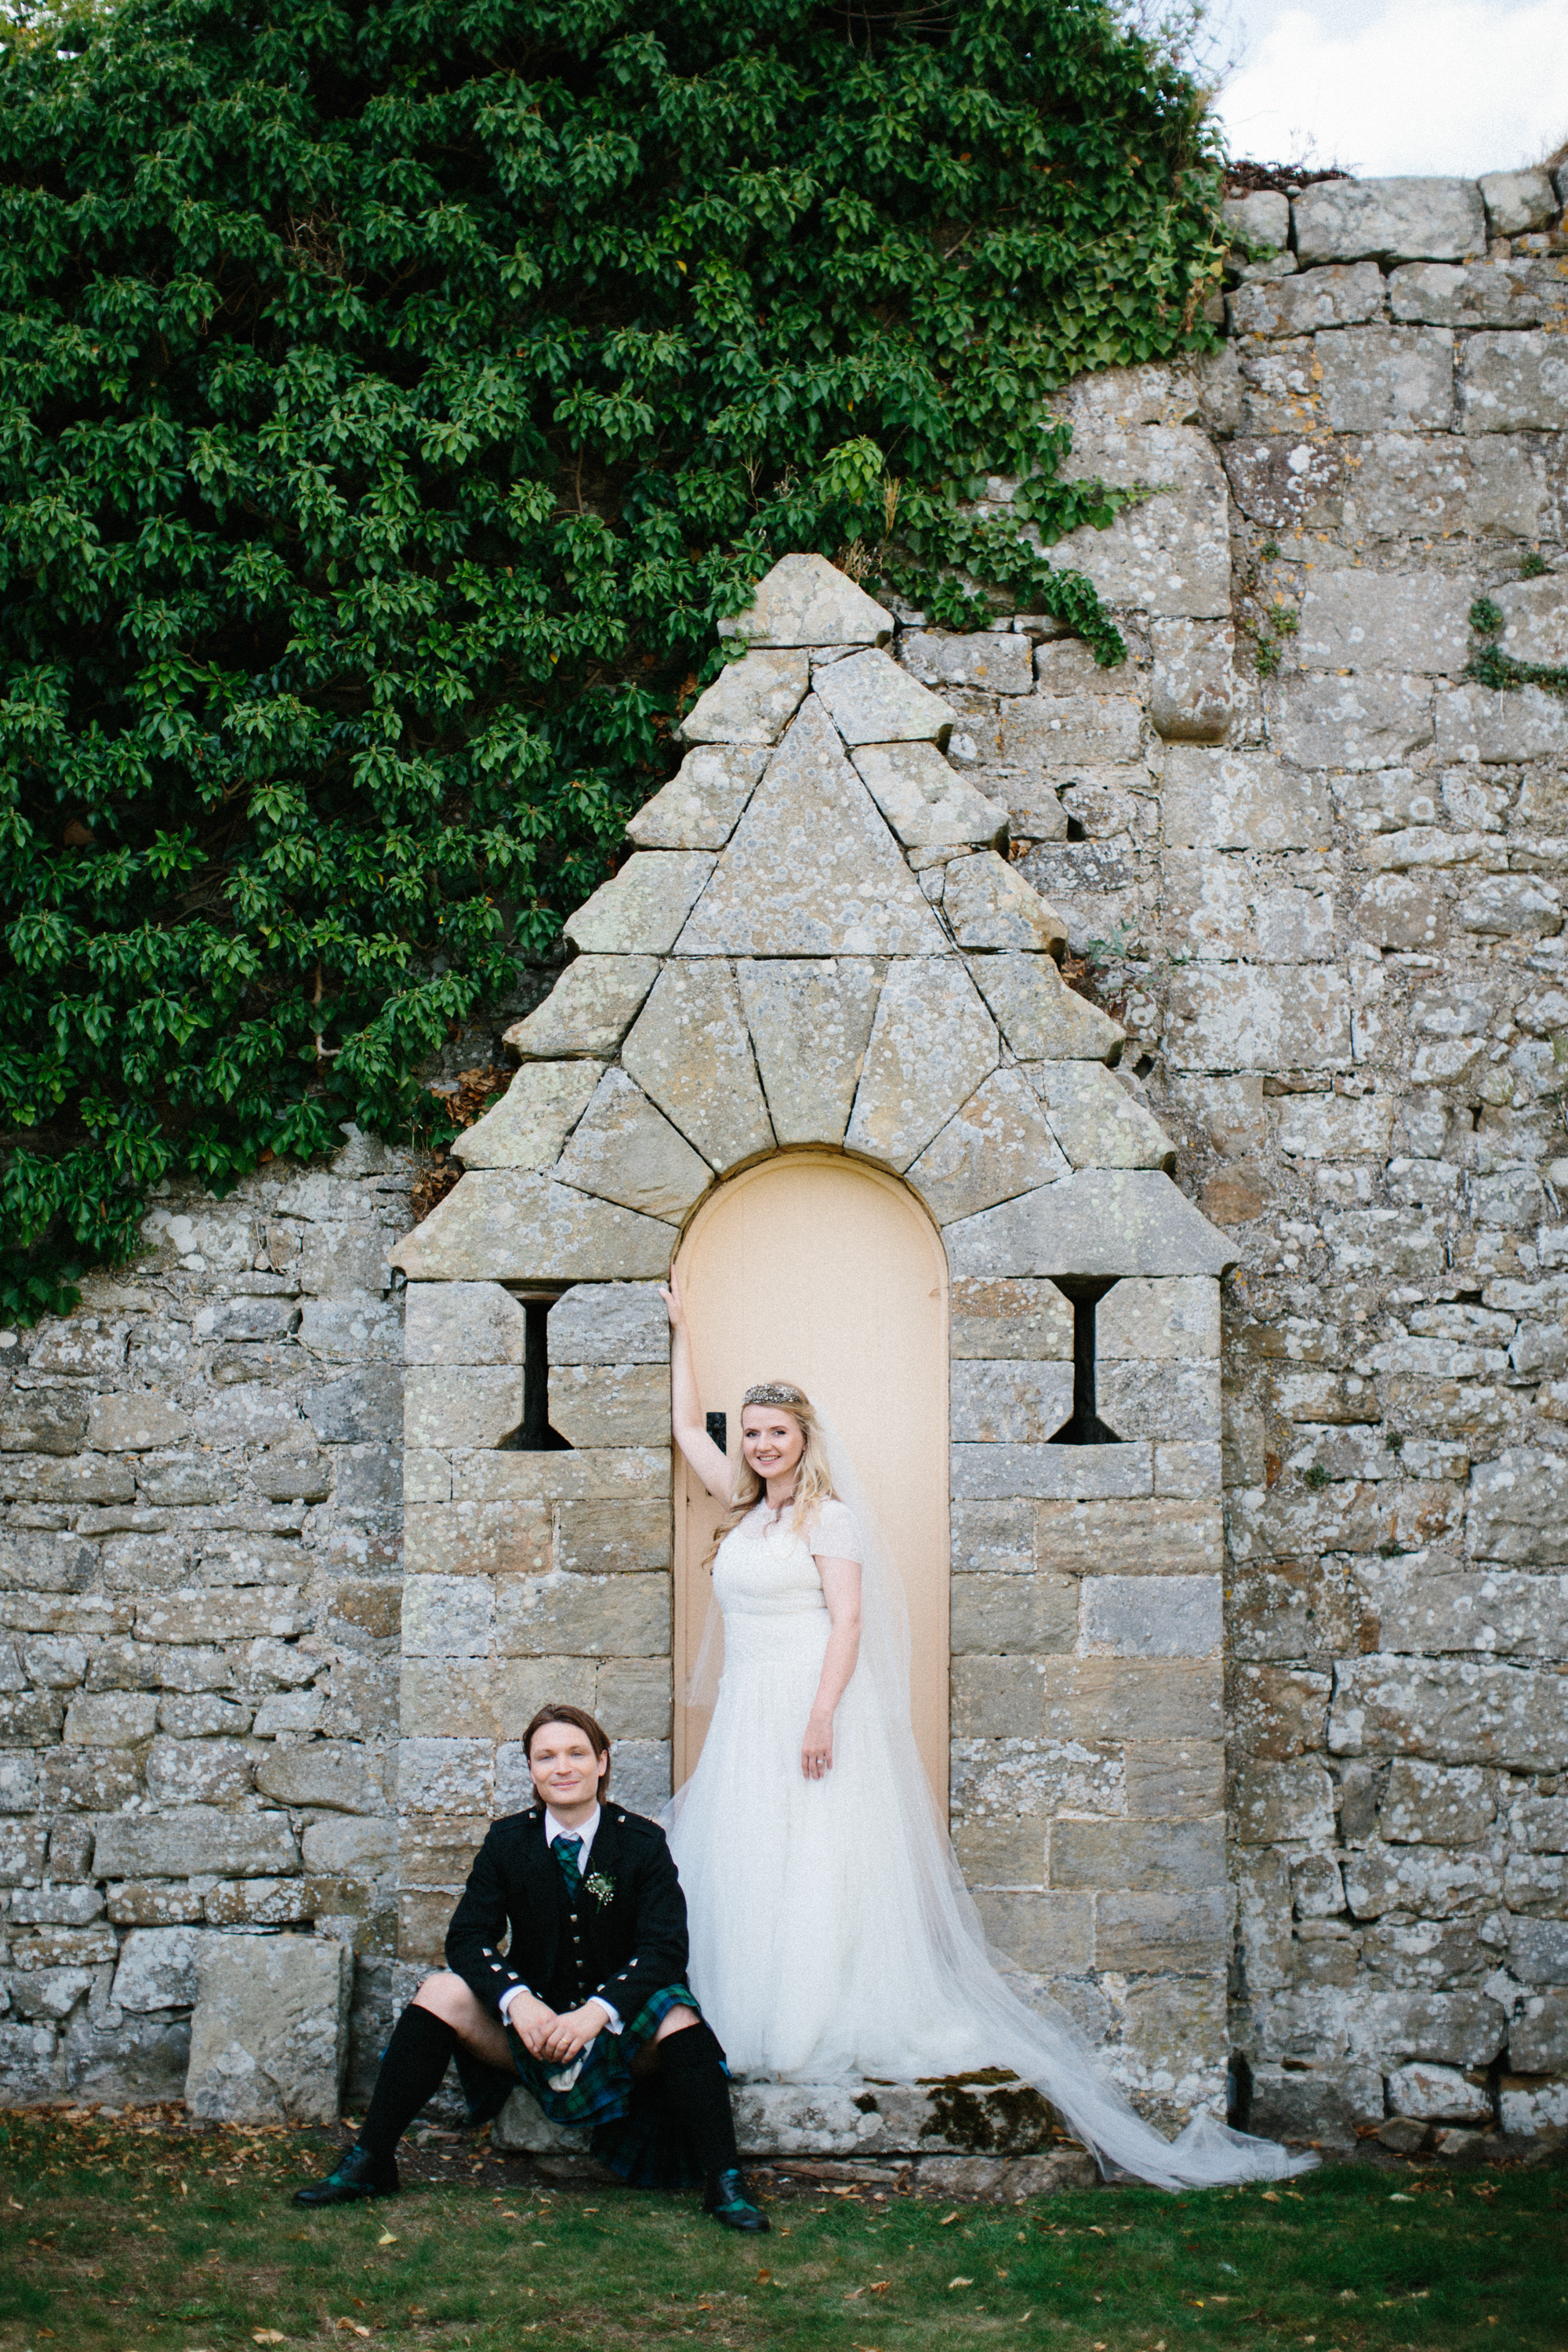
[290,1702,767,2230]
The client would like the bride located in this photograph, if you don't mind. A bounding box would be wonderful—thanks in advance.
[658,1272,1312,2192]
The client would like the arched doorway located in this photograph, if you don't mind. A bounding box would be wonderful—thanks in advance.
[672,1152,949,1804]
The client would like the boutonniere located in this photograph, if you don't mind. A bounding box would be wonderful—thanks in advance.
[583,1871,615,1907]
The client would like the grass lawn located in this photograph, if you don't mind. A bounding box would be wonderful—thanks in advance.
[0,2107,1563,2352]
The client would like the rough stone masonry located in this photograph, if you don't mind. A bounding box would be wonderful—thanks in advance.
[1,164,1566,2164]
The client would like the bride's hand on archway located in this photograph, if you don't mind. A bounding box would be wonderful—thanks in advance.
[659,1269,686,1329]
[801,1711,834,1780]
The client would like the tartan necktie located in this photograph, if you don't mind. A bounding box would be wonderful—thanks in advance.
[551,1833,583,1894]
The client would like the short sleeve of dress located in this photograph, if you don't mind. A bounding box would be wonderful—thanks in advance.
[811,1497,862,1561]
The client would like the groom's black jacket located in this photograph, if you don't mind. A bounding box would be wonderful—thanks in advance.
[445,1803,689,2024]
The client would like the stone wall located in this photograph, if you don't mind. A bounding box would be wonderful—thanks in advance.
[2,162,1566,2154]
[0,1130,414,2105]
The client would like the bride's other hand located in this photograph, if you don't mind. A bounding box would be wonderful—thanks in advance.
[801,1710,834,1779]
[659,1269,686,1328]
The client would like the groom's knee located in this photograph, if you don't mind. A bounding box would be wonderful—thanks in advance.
[652,2004,701,2043]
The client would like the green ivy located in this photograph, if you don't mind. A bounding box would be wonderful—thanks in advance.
[0,0,1225,1319]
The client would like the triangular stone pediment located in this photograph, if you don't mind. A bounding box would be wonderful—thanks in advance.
[674,696,948,958]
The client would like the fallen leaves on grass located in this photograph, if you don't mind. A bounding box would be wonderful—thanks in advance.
[948,2275,975,2288]
[376,2230,398,2245]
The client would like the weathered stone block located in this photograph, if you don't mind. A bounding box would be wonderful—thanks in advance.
[1164,964,1350,1070]
[1437,681,1568,763]
[1048,421,1230,618]
[1387,2060,1490,2124]
[1496,577,1568,668]
[1124,1739,1225,1819]
[493,1570,669,1657]
[951,1359,1074,1444]
[975,1887,1094,1975]
[1467,1448,1568,1563]
[969,952,1126,1064]
[942,852,1066,956]
[562,851,715,956]
[620,957,775,1174]
[953,1439,1151,1501]
[185,1933,350,2124]
[1388,261,1543,328]
[62,1690,157,1747]
[626,743,768,851]
[1316,325,1455,432]
[302,1367,402,1445]
[391,1169,674,1283]
[677,699,944,958]
[1458,332,1568,433]
[946,1170,1234,1281]
[1330,1655,1568,1773]
[1033,1497,1222,1574]
[949,1570,1077,1655]
[296,1295,400,1363]
[1083,1573,1221,1658]
[1225,189,1290,252]
[899,630,1033,694]
[503,955,659,1061]
[953,1653,1220,1742]
[453,1062,602,1171]
[849,742,1008,851]
[1294,178,1486,265]
[1032,1062,1174,1171]
[844,956,998,1171]
[1096,1887,1229,1971]
[547,1363,668,1449]
[1096,1277,1218,1360]
[811,645,955,746]
[111,1926,204,2012]
[84,1393,191,1453]
[405,1497,550,1577]
[1270,671,1434,771]
[1231,1757,1336,1845]
[400,1574,493,1659]
[1343,1839,1502,1920]
[678,649,808,745]
[547,1283,668,1367]
[951,1276,1074,1360]
[136,1587,310,1643]
[254,1743,383,1814]
[1227,1663,1332,1760]
[145,1736,255,1807]
[453,1446,668,1504]
[405,1364,523,1450]
[733,955,881,1149]
[1231,263,1384,338]
[403,1280,525,1368]
[1221,435,1342,532]
[906,1068,1066,1225]
[397,1737,495,1814]
[1247,2062,1383,2147]
[1479,168,1557,233]
[1298,572,1476,676]
[717,553,891,648]
[93,1807,300,1880]
[1510,1991,1568,2072]
[1148,619,1236,745]
[1377,1759,1495,1844]
[554,1068,713,1221]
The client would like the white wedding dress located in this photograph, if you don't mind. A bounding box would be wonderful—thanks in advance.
[666,1471,1314,2192]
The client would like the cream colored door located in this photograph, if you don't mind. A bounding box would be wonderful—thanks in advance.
[672,1151,949,1806]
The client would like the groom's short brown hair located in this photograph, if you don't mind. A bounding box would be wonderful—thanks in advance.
[522,1702,612,1791]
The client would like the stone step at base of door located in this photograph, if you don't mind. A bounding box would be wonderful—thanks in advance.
[491,2071,1098,2196]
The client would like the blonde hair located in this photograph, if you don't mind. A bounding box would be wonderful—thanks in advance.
[702,1381,837,1566]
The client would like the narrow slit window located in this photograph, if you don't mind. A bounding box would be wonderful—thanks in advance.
[1046,1276,1122,1446]
[509,1297,571,1450]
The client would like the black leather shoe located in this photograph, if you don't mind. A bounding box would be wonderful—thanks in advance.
[292,2145,400,2206]
[703,2168,769,2232]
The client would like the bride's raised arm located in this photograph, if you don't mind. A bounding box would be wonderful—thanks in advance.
[659,1269,732,1501]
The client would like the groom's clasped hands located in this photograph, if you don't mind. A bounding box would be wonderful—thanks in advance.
[503,1988,608,2066]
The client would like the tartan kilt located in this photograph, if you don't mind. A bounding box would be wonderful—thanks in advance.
[504,1982,711,2190]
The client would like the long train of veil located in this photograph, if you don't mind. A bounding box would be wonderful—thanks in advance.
[670,1410,1315,2194]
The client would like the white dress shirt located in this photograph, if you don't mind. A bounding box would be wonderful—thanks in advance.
[497,1804,622,2034]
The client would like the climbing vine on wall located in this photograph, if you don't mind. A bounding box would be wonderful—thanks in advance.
[0,0,1225,1318]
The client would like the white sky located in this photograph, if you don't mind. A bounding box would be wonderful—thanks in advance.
[1208,0,1568,177]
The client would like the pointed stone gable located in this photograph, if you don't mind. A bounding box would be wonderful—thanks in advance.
[718,551,893,648]
[675,697,947,958]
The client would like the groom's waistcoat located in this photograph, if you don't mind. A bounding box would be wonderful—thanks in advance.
[445,1803,689,2023]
